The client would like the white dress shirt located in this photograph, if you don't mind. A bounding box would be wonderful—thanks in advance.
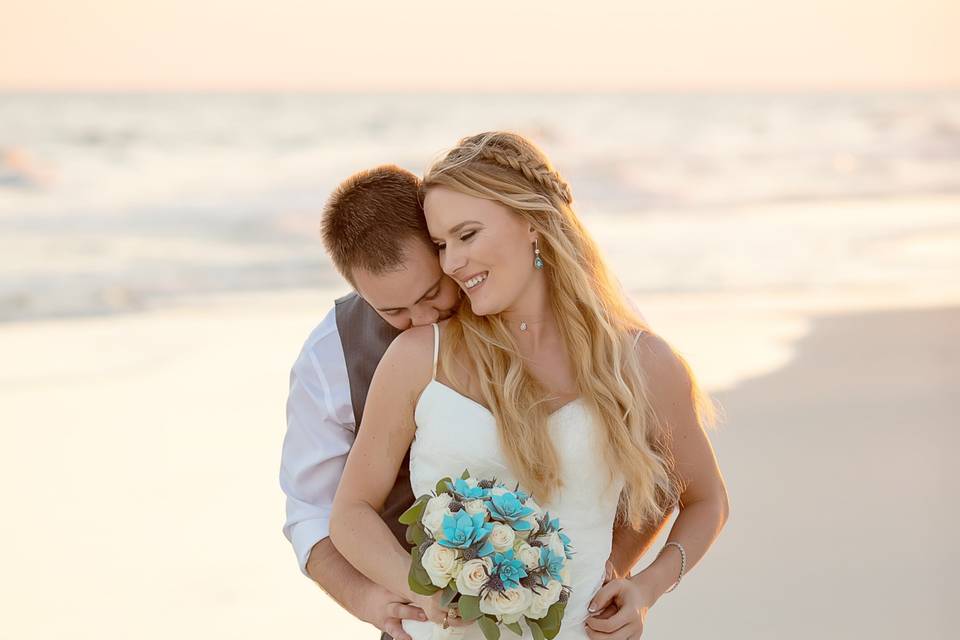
[279,306,357,576]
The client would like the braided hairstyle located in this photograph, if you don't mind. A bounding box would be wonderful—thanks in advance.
[420,131,713,530]
[432,132,575,207]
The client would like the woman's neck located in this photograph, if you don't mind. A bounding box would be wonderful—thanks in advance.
[500,294,558,351]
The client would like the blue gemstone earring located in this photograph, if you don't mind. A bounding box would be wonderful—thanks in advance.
[534,238,544,270]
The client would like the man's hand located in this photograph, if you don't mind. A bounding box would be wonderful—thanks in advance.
[360,583,427,640]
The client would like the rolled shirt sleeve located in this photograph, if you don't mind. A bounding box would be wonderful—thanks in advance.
[279,310,356,576]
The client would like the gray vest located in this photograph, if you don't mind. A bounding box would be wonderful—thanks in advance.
[334,291,414,549]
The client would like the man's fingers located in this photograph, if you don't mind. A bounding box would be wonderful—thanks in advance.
[383,618,413,640]
[388,602,427,622]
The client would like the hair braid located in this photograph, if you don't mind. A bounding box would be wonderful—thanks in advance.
[442,132,574,205]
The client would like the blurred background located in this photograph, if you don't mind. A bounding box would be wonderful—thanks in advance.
[1,2,957,639]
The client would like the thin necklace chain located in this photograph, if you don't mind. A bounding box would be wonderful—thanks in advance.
[515,319,548,332]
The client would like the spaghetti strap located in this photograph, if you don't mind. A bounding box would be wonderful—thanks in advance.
[431,322,440,381]
[632,328,648,348]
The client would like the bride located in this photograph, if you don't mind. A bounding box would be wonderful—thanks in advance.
[330,132,729,639]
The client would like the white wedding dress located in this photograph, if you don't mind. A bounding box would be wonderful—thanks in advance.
[401,323,625,640]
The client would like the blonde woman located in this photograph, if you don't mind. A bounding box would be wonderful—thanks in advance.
[330,132,729,639]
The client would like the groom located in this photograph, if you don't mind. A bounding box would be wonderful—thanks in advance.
[280,165,668,640]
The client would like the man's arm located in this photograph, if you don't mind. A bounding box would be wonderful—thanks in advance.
[306,538,424,635]
[279,318,423,639]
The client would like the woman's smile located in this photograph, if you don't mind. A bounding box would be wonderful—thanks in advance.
[462,271,488,292]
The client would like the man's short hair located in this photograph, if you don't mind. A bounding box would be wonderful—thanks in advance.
[320,165,433,285]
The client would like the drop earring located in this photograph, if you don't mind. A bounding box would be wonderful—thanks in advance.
[533,238,544,270]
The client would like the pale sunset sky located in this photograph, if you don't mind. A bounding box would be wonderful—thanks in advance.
[0,0,957,91]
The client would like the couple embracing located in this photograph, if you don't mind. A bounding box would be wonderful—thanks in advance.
[280,132,729,640]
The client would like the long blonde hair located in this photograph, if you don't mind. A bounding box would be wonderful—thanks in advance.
[422,132,714,530]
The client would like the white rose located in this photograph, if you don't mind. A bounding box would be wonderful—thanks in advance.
[422,508,449,539]
[480,587,532,618]
[465,478,479,488]
[526,580,562,620]
[421,542,461,588]
[455,557,492,596]
[490,486,509,497]
[425,493,453,516]
[463,499,486,515]
[488,523,516,552]
[515,542,541,571]
[561,565,571,585]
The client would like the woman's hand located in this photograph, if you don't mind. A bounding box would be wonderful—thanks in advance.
[584,574,657,639]
[411,591,473,629]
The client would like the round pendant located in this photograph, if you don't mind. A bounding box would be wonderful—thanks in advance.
[520,321,528,331]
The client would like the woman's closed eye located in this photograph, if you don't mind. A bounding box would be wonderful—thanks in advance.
[435,230,477,251]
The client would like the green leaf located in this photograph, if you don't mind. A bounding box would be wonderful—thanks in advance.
[505,621,523,636]
[526,619,546,640]
[411,559,433,588]
[440,584,458,609]
[399,495,429,525]
[457,595,483,621]
[477,615,501,640]
[408,574,439,596]
[538,602,566,640]
[436,476,453,495]
[405,522,426,546]
[407,546,439,596]
[460,468,471,480]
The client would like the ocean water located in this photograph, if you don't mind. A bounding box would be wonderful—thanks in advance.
[1,92,959,321]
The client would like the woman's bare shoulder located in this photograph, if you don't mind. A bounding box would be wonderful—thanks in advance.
[632,330,692,397]
[374,323,444,398]
[388,323,436,356]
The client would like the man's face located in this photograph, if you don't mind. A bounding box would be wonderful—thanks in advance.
[352,238,461,331]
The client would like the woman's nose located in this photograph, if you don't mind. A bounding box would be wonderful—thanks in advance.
[441,247,467,276]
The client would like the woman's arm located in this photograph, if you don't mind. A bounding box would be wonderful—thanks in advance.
[329,325,434,600]
[630,333,730,601]
[586,333,730,636]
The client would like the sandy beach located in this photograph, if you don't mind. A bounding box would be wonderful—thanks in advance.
[0,287,955,639]
[642,305,957,640]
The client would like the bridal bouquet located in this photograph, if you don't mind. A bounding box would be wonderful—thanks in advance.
[399,470,574,640]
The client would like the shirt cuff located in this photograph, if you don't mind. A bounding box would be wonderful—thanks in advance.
[287,518,330,577]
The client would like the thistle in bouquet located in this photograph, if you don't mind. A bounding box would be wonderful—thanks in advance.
[399,469,575,640]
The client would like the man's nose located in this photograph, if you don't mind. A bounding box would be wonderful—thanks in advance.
[409,305,440,327]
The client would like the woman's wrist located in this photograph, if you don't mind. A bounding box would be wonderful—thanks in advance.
[629,547,682,604]
[628,569,663,607]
